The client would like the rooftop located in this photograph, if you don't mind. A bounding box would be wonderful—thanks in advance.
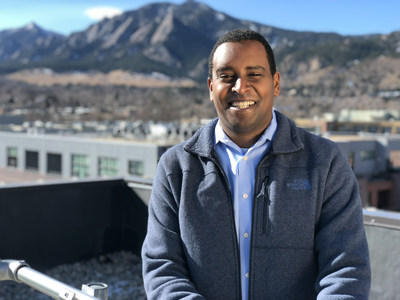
[0,178,398,299]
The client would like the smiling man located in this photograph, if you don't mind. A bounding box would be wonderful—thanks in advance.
[142,29,371,300]
[208,38,280,148]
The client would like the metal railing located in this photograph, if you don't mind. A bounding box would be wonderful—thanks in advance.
[0,259,108,300]
[363,207,400,230]
[1,178,400,299]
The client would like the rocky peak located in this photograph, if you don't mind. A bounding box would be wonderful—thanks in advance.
[151,10,175,45]
[0,1,399,86]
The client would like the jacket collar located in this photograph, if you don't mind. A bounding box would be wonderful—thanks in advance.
[271,110,304,154]
[184,111,304,158]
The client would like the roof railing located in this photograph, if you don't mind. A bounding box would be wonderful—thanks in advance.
[0,259,108,300]
[363,208,400,230]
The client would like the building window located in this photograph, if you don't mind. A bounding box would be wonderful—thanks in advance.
[353,125,364,132]
[71,154,90,178]
[7,147,18,167]
[25,150,39,171]
[98,157,119,177]
[128,160,144,177]
[361,150,376,161]
[338,125,351,132]
[47,153,62,174]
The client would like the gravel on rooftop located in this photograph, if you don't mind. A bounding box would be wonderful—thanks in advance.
[0,251,146,300]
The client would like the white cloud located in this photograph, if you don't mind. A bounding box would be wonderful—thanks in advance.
[85,6,123,20]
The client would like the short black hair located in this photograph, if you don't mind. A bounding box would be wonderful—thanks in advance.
[208,28,277,79]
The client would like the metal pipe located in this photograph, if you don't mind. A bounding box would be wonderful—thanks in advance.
[0,259,106,300]
[0,259,28,282]
[363,208,400,230]
[82,282,108,300]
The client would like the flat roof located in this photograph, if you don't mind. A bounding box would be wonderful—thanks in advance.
[0,167,63,186]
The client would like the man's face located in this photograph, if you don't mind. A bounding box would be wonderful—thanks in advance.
[208,40,280,141]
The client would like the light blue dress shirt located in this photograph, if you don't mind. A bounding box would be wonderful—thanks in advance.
[214,111,277,300]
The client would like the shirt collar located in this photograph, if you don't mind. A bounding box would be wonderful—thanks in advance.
[215,110,277,149]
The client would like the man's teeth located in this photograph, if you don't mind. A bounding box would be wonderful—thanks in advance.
[231,101,255,109]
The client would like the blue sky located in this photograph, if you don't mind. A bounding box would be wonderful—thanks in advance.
[1,0,399,36]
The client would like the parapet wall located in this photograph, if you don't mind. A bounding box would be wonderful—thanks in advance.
[1,178,400,299]
[0,179,148,270]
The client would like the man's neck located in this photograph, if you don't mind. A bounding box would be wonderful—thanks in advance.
[225,129,266,149]
[217,111,276,148]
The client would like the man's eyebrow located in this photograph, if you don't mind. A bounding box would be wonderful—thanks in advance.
[247,65,266,71]
[216,67,234,73]
[216,65,266,73]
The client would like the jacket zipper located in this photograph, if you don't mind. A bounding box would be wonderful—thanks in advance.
[255,176,270,235]
[248,169,270,299]
[206,154,242,299]
[261,177,270,234]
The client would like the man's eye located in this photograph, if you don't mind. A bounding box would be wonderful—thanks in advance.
[218,74,235,82]
[249,73,262,77]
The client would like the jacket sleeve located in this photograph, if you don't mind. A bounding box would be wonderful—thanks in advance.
[315,147,371,299]
[141,156,206,300]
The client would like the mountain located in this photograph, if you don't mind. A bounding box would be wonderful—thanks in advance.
[1,0,398,81]
[1,0,400,119]
[0,22,65,72]
[51,1,216,77]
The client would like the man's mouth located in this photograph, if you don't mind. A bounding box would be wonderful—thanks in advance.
[230,101,256,110]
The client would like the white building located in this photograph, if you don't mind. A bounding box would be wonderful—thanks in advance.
[0,132,170,181]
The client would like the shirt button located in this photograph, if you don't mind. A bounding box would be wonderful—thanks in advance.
[244,232,249,238]
[243,156,248,161]
[245,273,250,278]
[243,193,248,199]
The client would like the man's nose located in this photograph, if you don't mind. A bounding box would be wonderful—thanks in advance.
[232,77,249,94]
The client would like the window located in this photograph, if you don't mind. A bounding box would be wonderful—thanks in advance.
[7,147,18,167]
[128,160,144,177]
[338,125,351,132]
[71,154,90,178]
[47,153,62,174]
[25,150,39,171]
[98,157,118,177]
[382,127,392,133]
[361,150,375,161]
[353,125,365,132]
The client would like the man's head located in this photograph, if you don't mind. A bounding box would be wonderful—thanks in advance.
[207,28,280,148]
[208,29,277,79]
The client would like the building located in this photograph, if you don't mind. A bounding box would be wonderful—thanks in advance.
[295,109,400,135]
[330,133,400,210]
[3,121,400,211]
[0,131,170,182]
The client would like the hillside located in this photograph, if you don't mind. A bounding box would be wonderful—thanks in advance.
[0,0,400,121]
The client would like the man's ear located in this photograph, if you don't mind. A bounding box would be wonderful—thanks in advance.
[273,72,280,97]
[208,78,214,101]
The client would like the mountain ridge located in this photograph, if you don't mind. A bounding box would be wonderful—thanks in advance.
[1,0,400,121]
[1,1,399,81]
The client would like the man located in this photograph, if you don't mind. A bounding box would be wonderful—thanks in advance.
[142,29,371,299]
